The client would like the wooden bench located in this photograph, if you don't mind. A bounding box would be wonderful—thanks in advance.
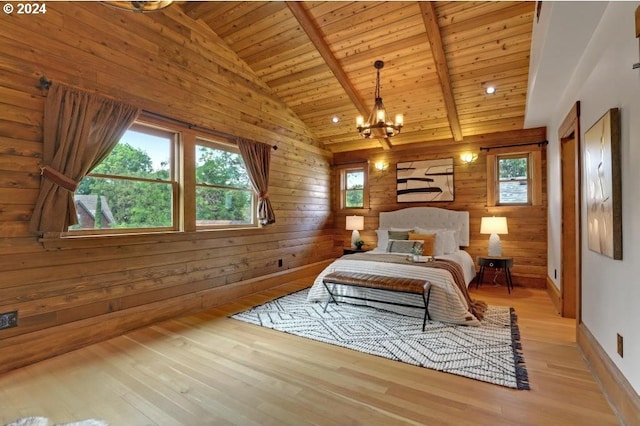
[321,271,432,331]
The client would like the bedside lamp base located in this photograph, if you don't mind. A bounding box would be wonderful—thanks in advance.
[350,229,361,249]
[487,233,503,256]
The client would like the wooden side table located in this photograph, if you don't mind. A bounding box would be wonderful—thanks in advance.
[476,256,514,293]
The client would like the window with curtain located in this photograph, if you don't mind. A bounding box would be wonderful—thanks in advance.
[195,140,255,228]
[497,154,530,205]
[70,118,259,235]
[71,123,178,232]
[486,148,542,207]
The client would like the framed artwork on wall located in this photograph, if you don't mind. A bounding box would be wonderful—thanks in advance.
[584,107,622,260]
[396,158,454,202]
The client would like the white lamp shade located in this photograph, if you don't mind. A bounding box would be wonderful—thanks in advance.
[480,217,508,235]
[345,215,364,231]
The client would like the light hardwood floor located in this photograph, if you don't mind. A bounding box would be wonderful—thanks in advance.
[0,275,620,425]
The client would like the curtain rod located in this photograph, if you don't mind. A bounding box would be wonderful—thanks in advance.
[142,110,278,150]
[36,76,277,150]
[331,159,370,167]
[480,140,548,151]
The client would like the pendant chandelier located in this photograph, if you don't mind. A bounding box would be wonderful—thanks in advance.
[103,1,173,12]
[356,60,403,138]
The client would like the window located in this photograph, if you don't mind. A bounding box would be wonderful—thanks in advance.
[486,149,542,207]
[72,123,177,232]
[497,154,529,204]
[71,117,258,235]
[338,164,369,210]
[345,169,365,208]
[195,141,255,228]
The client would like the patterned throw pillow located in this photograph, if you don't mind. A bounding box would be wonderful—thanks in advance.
[386,239,423,254]
[408,232,436,255]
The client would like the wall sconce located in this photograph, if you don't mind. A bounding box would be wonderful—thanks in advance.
[460,152,478,164]
[374,161,388,172]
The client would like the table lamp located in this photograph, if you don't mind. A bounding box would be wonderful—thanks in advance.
[345,215,364,249]
[480,216,508,256]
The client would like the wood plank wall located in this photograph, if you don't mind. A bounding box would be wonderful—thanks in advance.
[333,127,548,288]
[0,3,334,372]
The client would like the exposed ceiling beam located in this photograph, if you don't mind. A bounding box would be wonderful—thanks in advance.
[286,1,392,150]
[419,1,463,142]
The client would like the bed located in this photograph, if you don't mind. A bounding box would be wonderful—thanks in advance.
[307,207,485,326]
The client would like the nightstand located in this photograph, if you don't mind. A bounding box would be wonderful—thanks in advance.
[476,256,514,293]
[343,248,370,255]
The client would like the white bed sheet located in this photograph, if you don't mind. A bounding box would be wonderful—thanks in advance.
[307,249,480,326]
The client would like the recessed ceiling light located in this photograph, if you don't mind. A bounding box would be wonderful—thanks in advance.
[331,116,340,123]
[485,86,496,94]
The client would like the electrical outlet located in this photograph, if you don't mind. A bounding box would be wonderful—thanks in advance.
[617,333,624,358]
[0,311,18,330]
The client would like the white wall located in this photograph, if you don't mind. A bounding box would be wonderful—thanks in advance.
[541,1,640,394]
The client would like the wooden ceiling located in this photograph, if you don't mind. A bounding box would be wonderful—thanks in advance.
[180,1,535,153]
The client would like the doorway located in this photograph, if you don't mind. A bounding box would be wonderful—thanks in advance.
[559,102,581,320]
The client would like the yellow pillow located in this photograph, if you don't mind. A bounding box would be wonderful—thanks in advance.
[409,232,436,255]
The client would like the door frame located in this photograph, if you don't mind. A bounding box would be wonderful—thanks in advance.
[558,101,581,321]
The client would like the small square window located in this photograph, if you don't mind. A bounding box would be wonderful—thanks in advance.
[497,154,530,205]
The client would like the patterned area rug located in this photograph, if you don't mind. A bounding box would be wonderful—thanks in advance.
[231,289,530,390]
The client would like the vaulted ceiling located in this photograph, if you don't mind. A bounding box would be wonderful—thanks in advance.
[180,1,536,153]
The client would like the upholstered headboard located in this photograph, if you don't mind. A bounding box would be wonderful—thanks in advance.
[379,207,470,246]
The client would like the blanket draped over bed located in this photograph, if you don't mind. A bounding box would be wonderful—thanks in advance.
[308,252,486,325]
[342,253,487,320]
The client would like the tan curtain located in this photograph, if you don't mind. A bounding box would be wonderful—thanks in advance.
[237,138,276,226]
[29,84,140,235]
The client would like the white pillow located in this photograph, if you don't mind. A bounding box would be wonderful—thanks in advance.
[415,226,441,235]
[375,229,389,250]
[414,227,458,255]
[439,230,458,254]
[390,227,414,232]
[415,225,462,247]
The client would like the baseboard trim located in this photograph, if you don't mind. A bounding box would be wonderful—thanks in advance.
[546,275,562,314]
[577,322,640,426]
[0,260,332,374]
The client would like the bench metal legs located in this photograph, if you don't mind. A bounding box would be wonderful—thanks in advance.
[321,280,432,331]
[421,287,432,331]
[321,282,339,312]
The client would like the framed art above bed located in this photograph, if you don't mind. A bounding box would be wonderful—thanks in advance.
[396,158,454,202]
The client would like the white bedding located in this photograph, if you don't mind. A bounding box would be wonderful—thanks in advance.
[366,248,476,285]
[307,250,480,326]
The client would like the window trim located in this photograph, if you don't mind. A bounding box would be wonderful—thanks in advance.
[496,153,531,206]
[336,162,370,211]
[486,148,542,207]
[67,121,179,235]
[66,115,259,237]
[194,138,258,230]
